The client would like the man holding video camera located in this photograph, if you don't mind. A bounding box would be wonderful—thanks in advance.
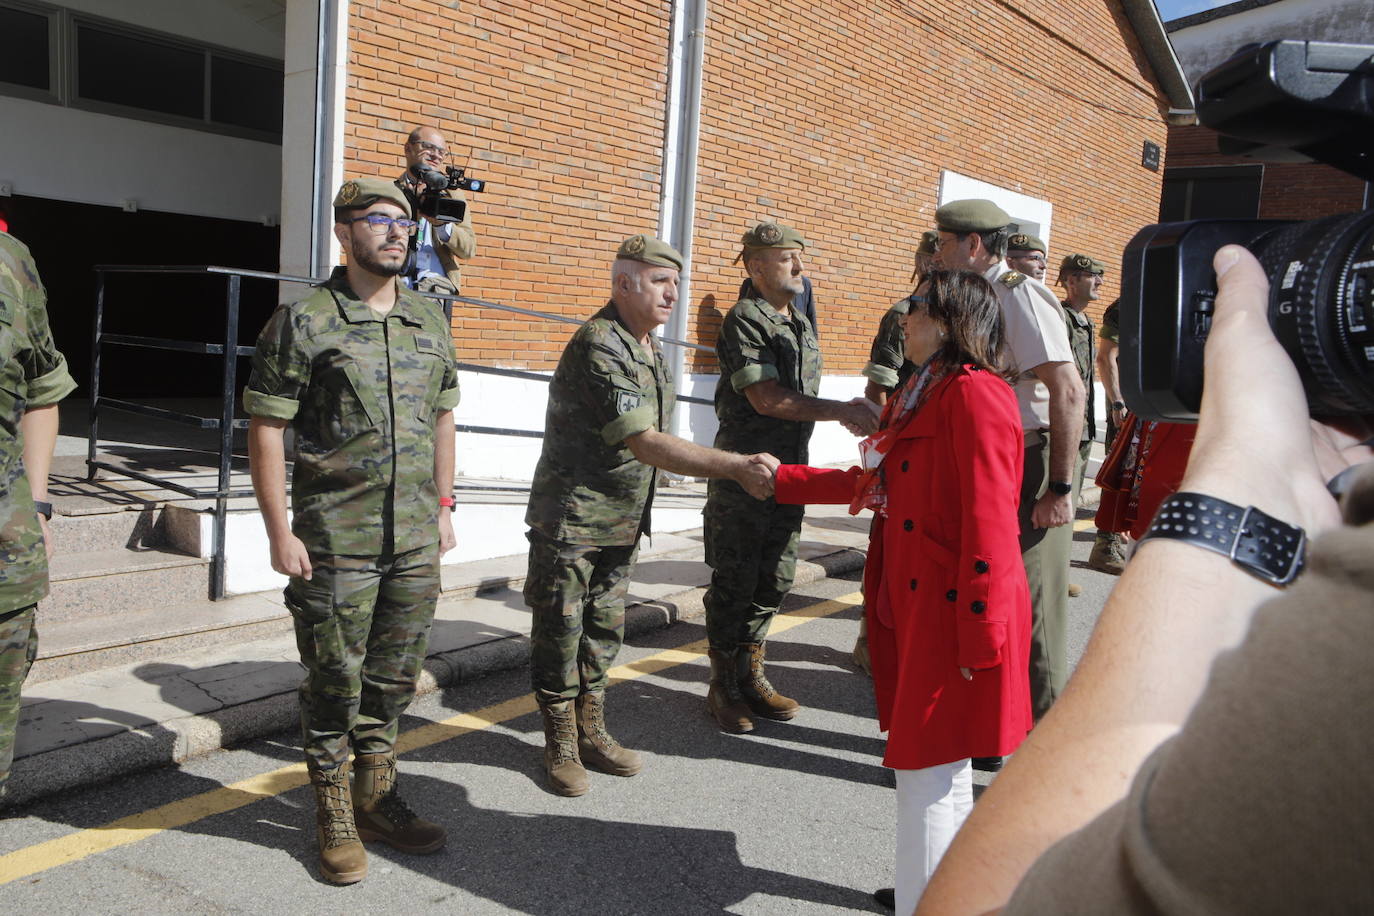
[396,126,476,295]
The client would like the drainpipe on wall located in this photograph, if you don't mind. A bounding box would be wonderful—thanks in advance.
[657,0,708,442]
[310,0,349,278]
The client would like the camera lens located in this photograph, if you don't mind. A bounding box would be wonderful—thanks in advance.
[1250,210,1374,416]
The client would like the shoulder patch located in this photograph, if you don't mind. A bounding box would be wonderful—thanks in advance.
[999,270,1026,288]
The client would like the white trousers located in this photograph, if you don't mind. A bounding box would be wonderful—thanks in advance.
[895,759,973,915]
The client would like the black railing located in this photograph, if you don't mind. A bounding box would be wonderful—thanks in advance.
[89,265,716,600]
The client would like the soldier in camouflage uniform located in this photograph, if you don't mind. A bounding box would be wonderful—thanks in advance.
[0,232,75,803]
[1057,254,1105,598]
[246,178,459,883]
[525,234,776,796]
[1090,299,1128,574]
[702,222,877,734]
[1006,233,1049,283]
[861,230,941,407]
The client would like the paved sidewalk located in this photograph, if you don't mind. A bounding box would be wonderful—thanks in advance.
[9,499,871,808]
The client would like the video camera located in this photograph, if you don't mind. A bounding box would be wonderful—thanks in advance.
[411,164,486,224]
[1120,40,1374,421]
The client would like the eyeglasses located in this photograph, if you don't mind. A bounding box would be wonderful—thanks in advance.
[408,140,448,158]
[347,214,419,235]
[906,294,929,314]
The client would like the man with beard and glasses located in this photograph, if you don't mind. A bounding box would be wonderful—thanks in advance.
[246,178,460,884]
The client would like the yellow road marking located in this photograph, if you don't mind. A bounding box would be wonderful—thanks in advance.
[1073,518,1094,532]
[0,592,861,885]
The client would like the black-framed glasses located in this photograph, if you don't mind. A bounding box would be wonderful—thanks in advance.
[905,294,929,314]
[347,214,419,235]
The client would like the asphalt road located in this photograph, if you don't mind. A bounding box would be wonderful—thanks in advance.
[0,516,1114,914]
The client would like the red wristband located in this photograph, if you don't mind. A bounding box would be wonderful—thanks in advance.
[439,496,456,509]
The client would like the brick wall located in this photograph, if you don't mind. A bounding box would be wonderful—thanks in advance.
[344,0,671,368]
[342,0,1171,372]
[1165,123,1366,221]
[686,0,1170,372]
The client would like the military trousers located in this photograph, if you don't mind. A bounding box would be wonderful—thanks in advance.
[284,543,441,772]
[1019,431,1073,721]
[0,604,37,798]
[1073,438,1093,501]
[702,479,804,652]
[524,529,638,702]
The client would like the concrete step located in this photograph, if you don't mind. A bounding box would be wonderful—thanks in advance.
[47,505,170,554]
[44,548,211,623]
[29,592,291,684]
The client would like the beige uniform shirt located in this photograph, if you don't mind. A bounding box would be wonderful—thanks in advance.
[982,261,1073,430]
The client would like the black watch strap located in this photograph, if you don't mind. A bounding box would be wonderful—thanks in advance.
[1048,480,1073,496]
[1140,492,1306,586]
[34,500,53,520]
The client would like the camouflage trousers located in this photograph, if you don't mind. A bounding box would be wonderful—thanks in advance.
[284,543,440,772]
[0,604,37,799]
[702,478,804,652]
[524,529,638,702]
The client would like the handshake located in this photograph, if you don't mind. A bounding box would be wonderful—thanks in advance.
[735,452,781,500]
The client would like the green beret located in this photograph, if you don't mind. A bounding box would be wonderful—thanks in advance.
[935,199,1012,234]
[916,230,940,256]
[1059,253,1107,276]
[615,234,684,271]
[1007,233,1047,254]
[332,177,410,214]
[739,221,806,256]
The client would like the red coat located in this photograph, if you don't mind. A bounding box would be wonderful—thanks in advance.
[775,366,1032,769]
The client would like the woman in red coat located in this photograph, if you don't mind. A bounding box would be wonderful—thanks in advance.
[774,269,1033,913]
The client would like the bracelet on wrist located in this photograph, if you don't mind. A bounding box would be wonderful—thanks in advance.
[439,496,456,513]
[1139,492,1306,586]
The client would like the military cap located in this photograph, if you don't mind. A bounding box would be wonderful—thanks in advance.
[935,199,1012,234]
[735,221,806,263]
[332,177,410,214]
[615,234,684,271]
[1059,253,1107,276]
[1007,232,1047,254]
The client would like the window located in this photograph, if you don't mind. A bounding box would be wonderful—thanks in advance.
[0,1,283,144]
[1160,166,1263,221]
[0,3,57,98]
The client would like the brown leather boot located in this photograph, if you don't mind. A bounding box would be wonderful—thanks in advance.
[707,648,754,733]
[539,698,590,797]
[351,752,447,854]
[575,691,643,776]
[737,642,800,721]
[309,760,367,884]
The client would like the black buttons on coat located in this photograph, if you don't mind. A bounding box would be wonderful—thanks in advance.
[909,579,917,591]
[973,560,989,574]
[970,600,986,615]
[945,589,957,602]
[902,519,914,531]
[900,460,909,472]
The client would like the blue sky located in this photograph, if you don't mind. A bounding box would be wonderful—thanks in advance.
[1154,0,1233,22]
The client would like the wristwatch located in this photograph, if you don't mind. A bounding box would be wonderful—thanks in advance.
[34,500,53,520]
[1111,400,1126,410]
[1139,492,1306,586]
[438,496,456,513]
[1047,480,1073,496]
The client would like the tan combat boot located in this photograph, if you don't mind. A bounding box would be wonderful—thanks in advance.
[351,752,447,854]
[575,691,643,777]
[707,647,754,734]
[309,760,367,884]
[737,642,800,721]
[1088,531,1127,575]
[539,698,590,797]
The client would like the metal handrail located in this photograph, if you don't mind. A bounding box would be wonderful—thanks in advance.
[88,264,718,600]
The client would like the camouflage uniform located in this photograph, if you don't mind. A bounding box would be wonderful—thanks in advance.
[0,233,76,797]
[244,266,460,772]
[704,294,821,651]
[1061,301,1096,498]
[524,302,674,701]
[862,294,918,393]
